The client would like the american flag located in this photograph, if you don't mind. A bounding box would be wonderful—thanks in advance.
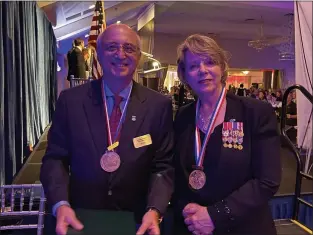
[88,1,105,79]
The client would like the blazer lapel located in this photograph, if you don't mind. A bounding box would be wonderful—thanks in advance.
[220,93,245,158]
[83,79,108,157]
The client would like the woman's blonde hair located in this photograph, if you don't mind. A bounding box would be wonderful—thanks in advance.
[177,34,231,85]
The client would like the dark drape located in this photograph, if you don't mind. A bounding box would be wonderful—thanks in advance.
[263,70,281,90]
[263,71,273,90]
[0,2,57,185]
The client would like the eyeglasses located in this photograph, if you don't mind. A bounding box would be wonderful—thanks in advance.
[104,43,139,54]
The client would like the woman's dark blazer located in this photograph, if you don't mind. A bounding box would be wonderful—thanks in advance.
[172,93,281,235]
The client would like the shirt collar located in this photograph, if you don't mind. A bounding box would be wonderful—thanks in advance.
[104,80,133,100]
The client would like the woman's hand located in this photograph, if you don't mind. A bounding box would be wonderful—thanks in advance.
[183,203,215,235]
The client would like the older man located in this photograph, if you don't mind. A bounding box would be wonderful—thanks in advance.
[40,24,174,235]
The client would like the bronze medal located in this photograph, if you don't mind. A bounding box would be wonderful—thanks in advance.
[100,151,121,172]
[238,144,243,150]
[223,143,228,148]
[189,169,206,190]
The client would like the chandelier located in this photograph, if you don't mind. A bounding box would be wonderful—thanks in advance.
[248,18,272,52]
[276,13,295,61]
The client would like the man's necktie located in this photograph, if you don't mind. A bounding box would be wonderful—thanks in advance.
[109,95,123,141]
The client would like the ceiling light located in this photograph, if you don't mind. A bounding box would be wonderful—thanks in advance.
[85,34,89,38]
[242,71,249,75]
[152,61,159,69]
[116,21,121,24]
[89,5,95,9]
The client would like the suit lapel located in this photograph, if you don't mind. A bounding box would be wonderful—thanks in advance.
[111,82,147,182]
[83,79,108,157]
[180,102,197,170]
[118,82,147,150]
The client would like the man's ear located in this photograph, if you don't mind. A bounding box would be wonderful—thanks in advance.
[137,51,142,60]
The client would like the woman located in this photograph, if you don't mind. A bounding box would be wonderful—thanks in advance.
[286,92,297,143]
[172,34,281,235]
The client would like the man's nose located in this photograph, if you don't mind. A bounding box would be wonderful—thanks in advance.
[115,46,127,59]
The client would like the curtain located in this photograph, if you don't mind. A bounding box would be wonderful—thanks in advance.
[294,1,312,172]
[0,2,57,185]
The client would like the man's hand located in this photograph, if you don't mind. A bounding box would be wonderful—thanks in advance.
[183,203,214,235]
[136,209,160,235]
[55,205,84,235]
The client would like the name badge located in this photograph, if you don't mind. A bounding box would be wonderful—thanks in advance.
[133,134,152,149]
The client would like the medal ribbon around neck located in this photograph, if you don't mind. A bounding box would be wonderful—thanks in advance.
[101,80,133,149]
[195,86,226,167]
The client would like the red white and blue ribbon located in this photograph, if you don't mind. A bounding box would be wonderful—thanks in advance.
[101,80,133,146]
[195,86,226,167]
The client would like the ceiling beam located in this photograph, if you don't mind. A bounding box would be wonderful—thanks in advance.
[37,1,56,8]
[55,1,148,40]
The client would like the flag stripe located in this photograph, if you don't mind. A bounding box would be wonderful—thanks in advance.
[87,1,105,80]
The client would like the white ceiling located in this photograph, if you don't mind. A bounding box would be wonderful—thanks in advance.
[46,1,294,41]
[154,1,294,40]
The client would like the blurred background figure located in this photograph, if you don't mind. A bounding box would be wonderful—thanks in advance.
[67,38,86,81]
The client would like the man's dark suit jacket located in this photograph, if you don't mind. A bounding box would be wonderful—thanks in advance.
[67,47,86,80]
[40,79,174,222]
[172,93,281,235]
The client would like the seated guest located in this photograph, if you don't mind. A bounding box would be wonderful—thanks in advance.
[286,92,297,143]
[258,90,268,102]
[172,34,281,235]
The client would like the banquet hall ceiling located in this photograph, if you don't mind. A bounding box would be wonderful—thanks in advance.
[46,1,294,41]
[154,1,294,39]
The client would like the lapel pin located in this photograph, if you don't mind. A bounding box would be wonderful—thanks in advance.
[132,116,136,121]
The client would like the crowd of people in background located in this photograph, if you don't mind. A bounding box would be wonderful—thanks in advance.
[160,82,298,143]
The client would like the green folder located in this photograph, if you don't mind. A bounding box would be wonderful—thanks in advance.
[67,209,137,235]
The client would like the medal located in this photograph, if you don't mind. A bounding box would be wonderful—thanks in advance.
[237,130,244,150]
[189,169,206,190]
[222,122,229,148]
[227,122,233,148]
[232,122,238,149]
[192,86,226,190]
[100,80,133,172]
[238,122,244,137]
[100,151,121,172]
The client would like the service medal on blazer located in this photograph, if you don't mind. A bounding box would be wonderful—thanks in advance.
[238,122,244,137]
[232,122,239,149]
[227,122,233,148]
[222,122,229,148]
[237,122,244,150]
[100,80,133,172]
[191,87,227,190]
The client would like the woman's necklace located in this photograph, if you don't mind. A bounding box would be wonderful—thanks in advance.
[198,110,212,132]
